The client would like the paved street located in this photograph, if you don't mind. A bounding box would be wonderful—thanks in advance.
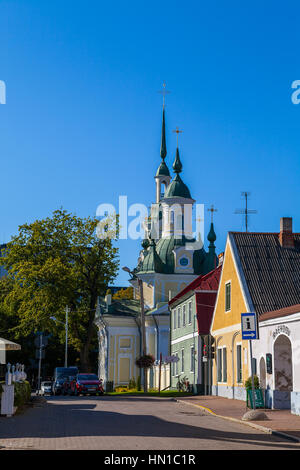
[0,396,299,450]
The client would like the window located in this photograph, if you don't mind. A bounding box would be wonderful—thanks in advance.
[181,349,184,373]
[188,302,192,324]
[237,345,242,383]
[182,305,186,326]
[222,348,227,382]
[175,353,179,375]
[177,307,181,328]
[217,348,223,382]
[173,309,176,329]
[190,346,195,372]
[225,282,231,312]
[217,347,227,383]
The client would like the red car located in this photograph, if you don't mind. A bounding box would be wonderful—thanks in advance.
[69,373,104,396]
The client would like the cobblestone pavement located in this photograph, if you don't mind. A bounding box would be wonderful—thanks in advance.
[0,396,299,450]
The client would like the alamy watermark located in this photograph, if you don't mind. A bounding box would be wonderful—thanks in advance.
[291,80,300,104]
[96,196,206,251]
[0,80,6,104]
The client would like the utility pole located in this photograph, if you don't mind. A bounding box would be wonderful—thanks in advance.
[65,306,69,368]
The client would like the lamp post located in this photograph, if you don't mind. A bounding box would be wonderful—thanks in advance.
[51,306,69,368]
[122,267,147,392]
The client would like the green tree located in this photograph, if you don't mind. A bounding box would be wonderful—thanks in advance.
[0,209,119,371]
[112,286,133,300]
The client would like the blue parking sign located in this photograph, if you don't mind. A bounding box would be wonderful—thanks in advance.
[241,312,259,340]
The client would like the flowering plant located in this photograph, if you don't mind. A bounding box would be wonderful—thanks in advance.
[135,355,155,369]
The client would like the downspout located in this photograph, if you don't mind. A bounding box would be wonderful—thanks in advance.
[133,315,142,384]
[152,314,159,391]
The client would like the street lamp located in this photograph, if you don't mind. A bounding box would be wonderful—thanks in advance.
[51,306,69,368]
[122,267,147,391]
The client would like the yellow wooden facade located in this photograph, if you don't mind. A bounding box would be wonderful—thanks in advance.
[210,234,251,400]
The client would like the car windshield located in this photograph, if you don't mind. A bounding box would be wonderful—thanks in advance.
[77,374,98,381]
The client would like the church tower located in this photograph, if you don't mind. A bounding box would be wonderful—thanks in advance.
[133,101,218,312]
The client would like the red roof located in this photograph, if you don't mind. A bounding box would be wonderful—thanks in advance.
[169,265,222,306]
[259,303,300,322]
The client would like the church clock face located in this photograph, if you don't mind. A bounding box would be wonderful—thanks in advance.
[179,257,189,267]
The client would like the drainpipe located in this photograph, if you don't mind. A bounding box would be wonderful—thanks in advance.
[133,316,142,384]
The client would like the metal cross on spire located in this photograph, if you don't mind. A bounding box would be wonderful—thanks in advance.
[207,204,218,223]
[157,81,170,107]
[172,127,183,147]
[234,191,257,232]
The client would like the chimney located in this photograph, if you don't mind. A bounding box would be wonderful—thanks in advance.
[218,252,224,265]
[279,217,294,248]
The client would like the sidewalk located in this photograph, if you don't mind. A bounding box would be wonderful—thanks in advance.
[177,395,300,443]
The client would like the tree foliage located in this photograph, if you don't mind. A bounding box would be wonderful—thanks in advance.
[0,209,119,371]
[112,286,133,300]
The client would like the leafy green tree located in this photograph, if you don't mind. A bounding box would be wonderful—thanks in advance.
[0,209,119,371]
[112,286,133,300]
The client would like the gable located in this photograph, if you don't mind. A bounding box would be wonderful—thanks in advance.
[211,237,248,333]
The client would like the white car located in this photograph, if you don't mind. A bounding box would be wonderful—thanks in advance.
[40,381,53,396]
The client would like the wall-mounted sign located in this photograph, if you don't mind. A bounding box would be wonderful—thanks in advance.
[272,325,291,340]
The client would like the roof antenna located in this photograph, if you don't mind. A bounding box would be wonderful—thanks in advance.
[234,191,257,232]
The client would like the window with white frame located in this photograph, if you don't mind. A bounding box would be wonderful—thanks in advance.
[225,282,231,312]
[190,346,195,372]
[217,348,223,382]
[182,305,186,326]
[188,301,192,324]
[173,309,176,329]
[217,347,227,383]
[237,344,242,383]
[222,347,227,382]
[181,349,184,373]
[177,307,181,328]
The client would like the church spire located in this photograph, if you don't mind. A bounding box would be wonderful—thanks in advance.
[160,105,167,161]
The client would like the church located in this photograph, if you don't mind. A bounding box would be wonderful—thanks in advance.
[95,99,218,389]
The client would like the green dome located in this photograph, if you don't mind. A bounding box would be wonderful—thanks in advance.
[164,174,192,199]
[156,161,170,177]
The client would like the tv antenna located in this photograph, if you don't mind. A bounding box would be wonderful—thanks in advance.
[234,191,257,232]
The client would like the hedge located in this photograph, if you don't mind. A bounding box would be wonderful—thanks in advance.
[13,381,31,408]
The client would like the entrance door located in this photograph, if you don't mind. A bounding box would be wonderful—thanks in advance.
[274,335,293,391]
[259,357,266,389]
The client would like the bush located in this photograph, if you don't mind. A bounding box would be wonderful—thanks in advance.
[128,378,136,390]
[245,375,260,390]
[135,355,155,369]
[13,381,31,407]
[137,375,141,391]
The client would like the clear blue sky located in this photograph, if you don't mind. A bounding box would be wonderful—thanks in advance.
[1,0,299,285]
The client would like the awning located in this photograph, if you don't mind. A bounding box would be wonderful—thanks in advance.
[0,337,21,351]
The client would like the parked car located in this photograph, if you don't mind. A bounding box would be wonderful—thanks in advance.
[40,381,53,396]
[52,374,69,395]
[69,373,104,396]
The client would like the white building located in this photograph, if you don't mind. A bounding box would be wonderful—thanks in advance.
[253,304,300,415]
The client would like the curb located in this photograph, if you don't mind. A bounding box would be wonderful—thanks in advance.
[176,399,300,444]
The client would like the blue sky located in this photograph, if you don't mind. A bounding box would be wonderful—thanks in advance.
[0,0,299,285]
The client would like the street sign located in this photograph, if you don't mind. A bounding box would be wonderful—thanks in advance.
[34,335,48,348]
[247,389,265,409]
[241,312,259,340]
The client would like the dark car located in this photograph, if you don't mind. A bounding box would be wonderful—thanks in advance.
[61,375,76,395]
[69,373,104,396]
[52,374,69,395]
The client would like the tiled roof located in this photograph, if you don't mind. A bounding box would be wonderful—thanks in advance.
[231,232,300,315]
[259,303,300,322]
[169,265,222,306]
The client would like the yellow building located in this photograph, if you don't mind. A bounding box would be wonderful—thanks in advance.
[210,234,251,400]
[210,218,300,401]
